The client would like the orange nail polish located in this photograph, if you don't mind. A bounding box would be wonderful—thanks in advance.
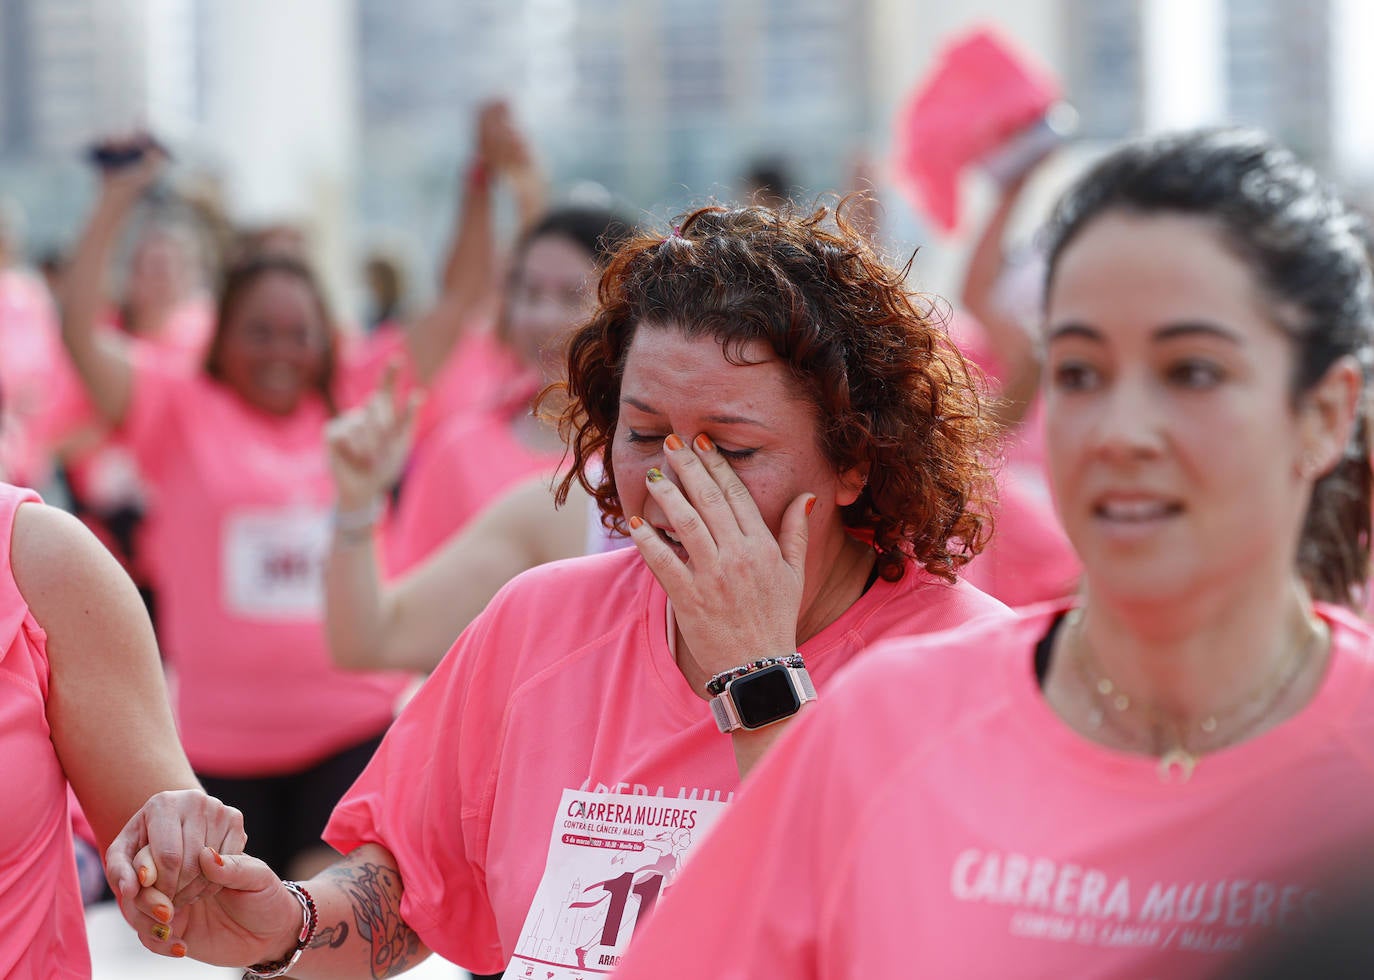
[136,866,152,888]
[211,848,224,867]
[694,433,714,453]
[805,496,817,516]
[647,467,665,483]
[153,904,172,924]
[171,943,187,958]
[664,433,686,451]
[629,516,644,530]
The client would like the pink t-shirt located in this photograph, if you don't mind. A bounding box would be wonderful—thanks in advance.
[336,326,529,451]
[614,602,1374,980]
[0,483,89,978]
[120,349,410,775]
[0,270,65,488]
[385,395,562,574]
[324,547,1010,973]
[949,311,1080,606]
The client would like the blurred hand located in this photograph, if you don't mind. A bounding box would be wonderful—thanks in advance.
[325,360,423,512]
[91,134,167,205]
[476,100,534,175]
[105,789,248,913]
[124,847,301,965]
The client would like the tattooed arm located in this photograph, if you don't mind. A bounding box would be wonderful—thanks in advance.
[121,841,432,978]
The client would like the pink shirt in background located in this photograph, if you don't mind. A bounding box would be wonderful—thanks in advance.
[336,325,529,450]
[384,391,561,574]
[950,311,1081,605]
[0,270,65,489]
[0,483,89,978]
[324,548,1010,973]
[615,603,1374,980]
[120,348,409,776]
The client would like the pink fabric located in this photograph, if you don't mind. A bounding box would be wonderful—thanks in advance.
[0,271,65,488]
[324,547,1010,972]
[0,483,89,977]
[615,603,1374,980]
[385,395,560,574]
[951,314,1080,605]
[336,326,529,451]
[119,348,409,776]
[892,26,1059,232]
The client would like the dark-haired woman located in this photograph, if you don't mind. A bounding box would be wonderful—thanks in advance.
[56,142,480,882]
[115,201,1011,975]
[613,128,1374,980]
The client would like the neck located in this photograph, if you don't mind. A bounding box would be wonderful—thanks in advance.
[796,531,876,645]
[1054,571,1328,752]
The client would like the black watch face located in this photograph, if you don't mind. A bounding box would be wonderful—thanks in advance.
[732,664,801,730]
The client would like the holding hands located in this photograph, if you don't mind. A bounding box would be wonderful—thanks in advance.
[626,433,814,681]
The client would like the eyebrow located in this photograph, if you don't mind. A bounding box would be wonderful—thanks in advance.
[621,395,768,428]
[1046,320,1244,345]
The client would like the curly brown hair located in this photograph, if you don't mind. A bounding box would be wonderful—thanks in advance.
[552,199,998,583]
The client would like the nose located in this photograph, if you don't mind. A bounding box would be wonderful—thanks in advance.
[1086,374,1165,462]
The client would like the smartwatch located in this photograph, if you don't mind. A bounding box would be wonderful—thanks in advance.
[709,660,817,733]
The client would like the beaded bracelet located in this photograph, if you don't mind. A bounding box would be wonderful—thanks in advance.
[242,880,318,979]
[705,654,806,696]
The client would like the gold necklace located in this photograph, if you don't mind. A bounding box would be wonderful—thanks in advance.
[1063,606,1324,783]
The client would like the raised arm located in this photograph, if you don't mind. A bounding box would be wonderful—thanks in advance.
[324,368,587,670]
[959,165,1045,430]
[410,101,543,385]
[57,138,165,425]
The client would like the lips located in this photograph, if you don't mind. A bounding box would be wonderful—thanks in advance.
[1093,499,1182,521]
[655,525,689,562]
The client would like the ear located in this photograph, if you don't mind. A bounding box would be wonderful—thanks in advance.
[836,463,869,508]
[1296,355,1363,480]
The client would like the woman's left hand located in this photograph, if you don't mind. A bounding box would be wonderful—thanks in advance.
[626,434,814,683]
[105,790,248,913]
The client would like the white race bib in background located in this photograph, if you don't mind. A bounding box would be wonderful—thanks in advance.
[222,507,330,620]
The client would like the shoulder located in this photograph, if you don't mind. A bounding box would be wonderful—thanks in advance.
[12,501,129,624]
[818,604,1058,751]
[855,563,1014,641]
[486,547,652,620]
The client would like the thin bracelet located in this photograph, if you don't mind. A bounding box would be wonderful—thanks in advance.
[242,881,318,979]
[705,654,806,696]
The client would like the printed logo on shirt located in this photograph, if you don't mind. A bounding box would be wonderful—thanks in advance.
[222,507,330,620]
[510,789,728,978]
[950,848,1321,957]
[577,777,735,805]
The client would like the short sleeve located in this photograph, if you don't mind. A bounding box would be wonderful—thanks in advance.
[322,591,514,973]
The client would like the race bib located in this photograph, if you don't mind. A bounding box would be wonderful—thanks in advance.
[222,507,330,620]
[509,789,728,977]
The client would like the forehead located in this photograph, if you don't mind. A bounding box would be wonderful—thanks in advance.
[230,271,322,321]
[620,325,797,408]
[516,233,595,282]
[1047,211,1276,340]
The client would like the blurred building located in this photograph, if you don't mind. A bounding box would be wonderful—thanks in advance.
[355,0,874,262]
[1225,0,1332,167]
